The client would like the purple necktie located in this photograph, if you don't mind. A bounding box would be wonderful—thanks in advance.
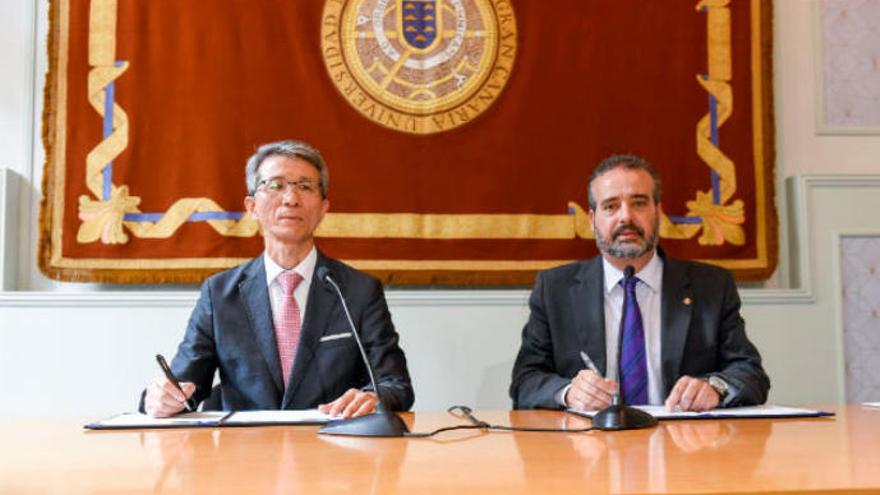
[620,276,648,405]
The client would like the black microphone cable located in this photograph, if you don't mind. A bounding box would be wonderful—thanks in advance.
[403,405,596,438]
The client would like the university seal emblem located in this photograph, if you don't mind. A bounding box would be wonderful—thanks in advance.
[321,0,517,134]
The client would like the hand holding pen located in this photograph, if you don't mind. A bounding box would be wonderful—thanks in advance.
[566,351,617,411]
[144,354,197,418]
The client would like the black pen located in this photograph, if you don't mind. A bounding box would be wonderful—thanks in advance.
[155,354,196,412]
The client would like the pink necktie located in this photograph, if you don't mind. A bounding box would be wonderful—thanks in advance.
[275,271,304,390]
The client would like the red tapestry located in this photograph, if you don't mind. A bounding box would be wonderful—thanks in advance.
[40,0,776,284]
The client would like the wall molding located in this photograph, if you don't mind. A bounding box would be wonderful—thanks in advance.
[0,169,17,291]
[0,289,532,308]
[813,0,880,135]
[830,229,880,401]
[0,287,821,308]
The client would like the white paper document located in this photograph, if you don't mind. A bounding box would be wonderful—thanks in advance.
[568,404,834,420]
[85,409,340,430]
[864,402,880,408]
[85,411,232,429]
[221,409,339,425]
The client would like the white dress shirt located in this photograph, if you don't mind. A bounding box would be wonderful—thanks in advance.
[602,252,664,405]
[264,247,318,325]
[560,251,665,407]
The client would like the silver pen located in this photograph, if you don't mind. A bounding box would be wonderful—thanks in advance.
[579,351,602,376]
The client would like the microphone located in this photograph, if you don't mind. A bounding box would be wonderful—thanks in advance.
[591,265,658,431]
[315,266,409,437]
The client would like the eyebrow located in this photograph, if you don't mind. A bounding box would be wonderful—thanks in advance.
[262,175,319,182]
[599,193,651,205]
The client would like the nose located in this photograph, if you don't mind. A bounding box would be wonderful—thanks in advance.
[281,186,300,205]
[617,202,634,222]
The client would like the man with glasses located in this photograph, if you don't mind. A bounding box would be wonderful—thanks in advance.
[142,140,413,418]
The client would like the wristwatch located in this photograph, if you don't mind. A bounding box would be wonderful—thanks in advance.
[706,375,729,400]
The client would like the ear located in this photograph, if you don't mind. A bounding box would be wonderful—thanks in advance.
[319,198,330,219]
[244,196,256,216]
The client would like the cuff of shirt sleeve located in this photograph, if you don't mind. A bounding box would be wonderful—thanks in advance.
[555,384,572,408]
[720,382,739,407]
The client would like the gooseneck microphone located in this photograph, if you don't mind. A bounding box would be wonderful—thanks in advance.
[591,265,658,431]
[315,266,409,437]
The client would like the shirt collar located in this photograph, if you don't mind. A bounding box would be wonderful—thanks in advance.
[602,250,663,294]
[263,246,318,288]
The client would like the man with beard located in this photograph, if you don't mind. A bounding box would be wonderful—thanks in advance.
[509,154,769,412]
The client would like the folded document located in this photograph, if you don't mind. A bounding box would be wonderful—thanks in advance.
[85,409,339,430]
[568,404,834,420]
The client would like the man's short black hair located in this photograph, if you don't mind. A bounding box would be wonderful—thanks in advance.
[588,154,661,210]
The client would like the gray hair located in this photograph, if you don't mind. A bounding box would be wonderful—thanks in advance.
[587,154,661,211]
[245,140,329,198]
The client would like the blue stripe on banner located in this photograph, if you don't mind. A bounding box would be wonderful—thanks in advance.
[102,81,115,201]
[124,213,163,222]
[187,212,245,221]
[123,211,245,223]
[712,170,720,204]
[101,62,126,201]
[709,93,721,205]
[668,216,702,224]
[102,163,112,201]
[709,94,719,146]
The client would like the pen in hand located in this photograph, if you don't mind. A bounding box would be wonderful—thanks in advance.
[155,354,197,412]
[579,351,602,376]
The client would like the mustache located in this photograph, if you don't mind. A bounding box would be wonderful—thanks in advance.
[612,223,645,240]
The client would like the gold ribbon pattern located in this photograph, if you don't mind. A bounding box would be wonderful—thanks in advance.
[690,0,745,245]
[78,0,258,244]
[78,0,745,245]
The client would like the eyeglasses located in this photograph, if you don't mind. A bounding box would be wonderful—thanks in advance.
[256,177,322,197]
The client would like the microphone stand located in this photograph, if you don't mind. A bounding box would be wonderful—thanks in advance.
[317,269,409,437]
[591,265,658,431]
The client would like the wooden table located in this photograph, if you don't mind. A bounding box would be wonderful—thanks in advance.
[2,405,879,494]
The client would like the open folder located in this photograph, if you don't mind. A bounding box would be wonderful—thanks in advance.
[85,409,340,430]
[567,404,834,421]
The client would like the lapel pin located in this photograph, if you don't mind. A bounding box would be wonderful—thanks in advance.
[683,297,692,305]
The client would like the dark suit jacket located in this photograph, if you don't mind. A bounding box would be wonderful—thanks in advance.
[146,251,414,412]
[510,252,770,409]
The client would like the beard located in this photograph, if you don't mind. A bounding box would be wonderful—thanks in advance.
[594,215,659,260]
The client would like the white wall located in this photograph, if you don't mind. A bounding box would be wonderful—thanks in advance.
[1,1,879,418]
[1,0,47,292]
[0,2,36,177]
[777,0,880,175]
